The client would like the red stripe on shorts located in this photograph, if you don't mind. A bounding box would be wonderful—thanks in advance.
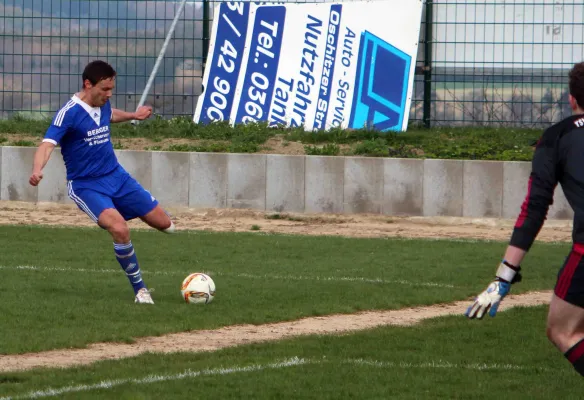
[568,341,584,363]
[556,245,584,299]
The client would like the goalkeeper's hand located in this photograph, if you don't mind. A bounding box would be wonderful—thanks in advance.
[465,261,522,319]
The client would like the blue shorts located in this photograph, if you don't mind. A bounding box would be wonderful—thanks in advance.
[67,166,159,223]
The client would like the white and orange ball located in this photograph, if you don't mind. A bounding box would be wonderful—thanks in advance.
[181,273,216,304]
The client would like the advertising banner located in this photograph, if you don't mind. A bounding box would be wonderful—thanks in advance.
[194,1,423,131]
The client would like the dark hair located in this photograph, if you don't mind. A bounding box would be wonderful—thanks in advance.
[569,62,584,109]
[82,60,116,85]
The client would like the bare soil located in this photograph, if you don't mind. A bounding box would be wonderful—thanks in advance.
[0,201,574,242]
[1,134,354,156]
[0,133,320,155]
[0,201,567,372]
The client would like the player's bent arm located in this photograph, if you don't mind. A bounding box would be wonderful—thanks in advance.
[509,129,559,251]
[495,131,558,278]
[496,135,557,282]
[32,141,56,173]
[111,106,152,123]
[29,141,56,186]
[502,245,527,268]
[111,108,136,123]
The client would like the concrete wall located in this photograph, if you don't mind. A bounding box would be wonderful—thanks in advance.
[0,146,574,220]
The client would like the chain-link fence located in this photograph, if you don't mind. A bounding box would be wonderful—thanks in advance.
[423,1,582,127]
[1,0,582,127]
[1,0,205,119]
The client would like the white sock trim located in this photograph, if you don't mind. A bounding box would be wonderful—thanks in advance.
[163,221,175,234]
[115,249,135,259]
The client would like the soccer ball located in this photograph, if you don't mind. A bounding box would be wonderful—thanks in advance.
[181,273,216,304]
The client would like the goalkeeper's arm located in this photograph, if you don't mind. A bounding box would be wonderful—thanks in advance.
[466,128,558,319]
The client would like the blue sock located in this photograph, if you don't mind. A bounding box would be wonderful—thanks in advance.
[114,241,146,295]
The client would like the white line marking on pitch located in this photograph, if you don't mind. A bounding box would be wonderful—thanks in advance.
[345,358,552,372]
[0,357,310,400]
[0,265,455,288]
[0,357,550,399]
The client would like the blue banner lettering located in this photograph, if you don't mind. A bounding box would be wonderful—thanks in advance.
[234,6,286,124]
[313,4,342,130]
[198,2,250,124]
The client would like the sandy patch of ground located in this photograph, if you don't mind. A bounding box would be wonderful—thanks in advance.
[0,201,574,243]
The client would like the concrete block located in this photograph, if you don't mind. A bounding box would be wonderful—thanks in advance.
[423,159,463,217]
[344,157,384,214]
[549,185,574,220]
[383,158,424,216]
[1,147,38,202]
[116,150,152,191]
[503,161,573,220]
[151,151,190,206]
[38,148,71,204]
[305,156,344,213]
[502,161,531,219]
[190,153,228,208]
[266,155,305,212]
[463,161,504,218]
[227,154,266,210]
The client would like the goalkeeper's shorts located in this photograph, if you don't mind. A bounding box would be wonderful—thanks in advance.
[555,244,584,307]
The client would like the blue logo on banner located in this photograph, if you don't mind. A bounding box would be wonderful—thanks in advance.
[349,31,412,131]
[198,2,250,124]
[234,6,286,124]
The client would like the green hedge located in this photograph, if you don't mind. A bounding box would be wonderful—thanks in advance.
[0,116,542,161]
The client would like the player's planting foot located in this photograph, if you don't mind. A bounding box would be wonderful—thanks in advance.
[135,288,155,304]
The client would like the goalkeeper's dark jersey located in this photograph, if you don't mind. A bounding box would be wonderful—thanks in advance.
[510,114,584,251]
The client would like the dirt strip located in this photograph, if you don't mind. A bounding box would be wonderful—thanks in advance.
[0,201,574,242]
[0,291,551,373]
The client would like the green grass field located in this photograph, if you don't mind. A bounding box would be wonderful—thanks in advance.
[0,225,578,398]
[1,308,582,400]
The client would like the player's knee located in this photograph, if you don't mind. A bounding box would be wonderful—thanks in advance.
[547,322,577,350]
[109,221,130,242]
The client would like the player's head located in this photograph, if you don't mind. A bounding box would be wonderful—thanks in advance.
[81,60,117,107]
[569,62,584,113]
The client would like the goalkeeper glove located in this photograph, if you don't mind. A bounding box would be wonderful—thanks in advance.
[465,261,522,319]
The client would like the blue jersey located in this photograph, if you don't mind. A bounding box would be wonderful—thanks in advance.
[44,95,119,180]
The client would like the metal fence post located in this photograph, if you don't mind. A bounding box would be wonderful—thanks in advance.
[423,0,433,128]
[202,0,210,72]
[131,0,188,125]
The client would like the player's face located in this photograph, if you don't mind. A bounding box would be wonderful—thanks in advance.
[89,78,115,107]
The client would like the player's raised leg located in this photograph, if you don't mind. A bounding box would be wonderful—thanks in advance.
[547,295,584,375]
[140,205,175,233]
[112,173,175,234]
[547,248,584,375]
[98,208,154,304]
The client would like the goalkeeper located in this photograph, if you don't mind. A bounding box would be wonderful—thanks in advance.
[466,62,584,377]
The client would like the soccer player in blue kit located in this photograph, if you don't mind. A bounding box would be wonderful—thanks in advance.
[29,60,175,304]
